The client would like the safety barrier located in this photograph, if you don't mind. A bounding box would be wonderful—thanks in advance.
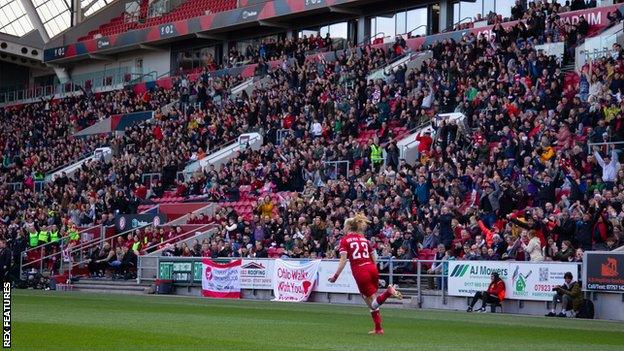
[5,181,46,193]
[323,160,350,180]
[276,129,293,146]
[587,141,624,153]
[0,67,156,106]
[20,225,107,273]
[142,172,162,187]
[138,257,591,307]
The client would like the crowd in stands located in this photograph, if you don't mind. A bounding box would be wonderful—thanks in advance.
[177,34,334,75]
[157,4,624,271]
[0,88,179,273]
[453,0,599,31]
[2,1,624,283]
[225,34,334,68]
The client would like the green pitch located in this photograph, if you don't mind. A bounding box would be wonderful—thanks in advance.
[10,289,624,351]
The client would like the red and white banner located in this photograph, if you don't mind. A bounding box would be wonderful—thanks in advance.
[201,259,242,299]
[272,259,320,302]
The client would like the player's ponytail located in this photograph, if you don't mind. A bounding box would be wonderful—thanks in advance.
[349,213,370,233]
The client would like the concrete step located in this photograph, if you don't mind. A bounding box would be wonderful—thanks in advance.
[74,278,148,287]
[72,277,152,295]
[74,282,146,290]
[72,287,147,295]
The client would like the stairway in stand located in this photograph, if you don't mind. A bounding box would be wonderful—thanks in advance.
[72,278,151,295]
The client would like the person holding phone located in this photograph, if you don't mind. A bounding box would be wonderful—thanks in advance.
[546,272,582,317]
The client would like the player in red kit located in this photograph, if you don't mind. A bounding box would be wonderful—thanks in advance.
[328,213,401,335]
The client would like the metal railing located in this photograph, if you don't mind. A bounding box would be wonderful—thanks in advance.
[576,20,624,71]
[128,71,158,85]
[142,172,162,187]
[6,182,23,191]
[587,141,624,153]
[23,204,214,276]
[141,224,216,254]
[44,151,93,179]
[139,257,585,307]
[63,224,152,279]
[139,257,449,302]
[358,32,386,46]
[444,17,474,32]
[404,25,427,37]
[166,203,216,226]
[176,171,195,183]
[136,225,218,281]
[323,160,350,180]
[20,225,107,273]
[0,67,154,106]
[276,129,293,146]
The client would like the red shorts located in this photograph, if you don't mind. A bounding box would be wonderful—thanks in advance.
[351,263,379,297]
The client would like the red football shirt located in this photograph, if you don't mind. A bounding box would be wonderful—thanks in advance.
[339,233,374,268]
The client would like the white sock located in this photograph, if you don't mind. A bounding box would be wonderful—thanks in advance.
[371,299,380,310]
[551,309,556,313]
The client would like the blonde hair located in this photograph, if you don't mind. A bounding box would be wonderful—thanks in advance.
[344,213,370,233]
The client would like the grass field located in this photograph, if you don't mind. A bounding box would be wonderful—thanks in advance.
[10,290,624,351]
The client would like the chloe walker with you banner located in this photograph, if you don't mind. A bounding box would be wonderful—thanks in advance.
[272,259,321,302]
[201,259,242,299]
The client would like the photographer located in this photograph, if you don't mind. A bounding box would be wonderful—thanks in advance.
[467,272,506,313]
[546,272,582,318]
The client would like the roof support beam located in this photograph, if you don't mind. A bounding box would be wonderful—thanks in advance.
[82,0,101,12]
[72,0,84,26]
[328,6,361,15]
[18,0,70,83]
[19,0,50,43]
[195,33,227,40]
[258,21,290,29]
[88,54,114,61]
[139,44,166,52]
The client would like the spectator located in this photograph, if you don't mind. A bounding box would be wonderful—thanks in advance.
[546,272,582,318]
[551,240,575,262]
[523,231,544,262]
[593,148,620,189]
[467,272,506,313]
[428,244,454,289]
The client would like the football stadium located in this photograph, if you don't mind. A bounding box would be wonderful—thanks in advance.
[2,0,624,349]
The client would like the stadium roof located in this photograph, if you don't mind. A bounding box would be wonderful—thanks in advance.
[0,0,113,40]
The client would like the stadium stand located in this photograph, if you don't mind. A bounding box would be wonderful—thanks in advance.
[78,0,237,42]
[3,0,624,284]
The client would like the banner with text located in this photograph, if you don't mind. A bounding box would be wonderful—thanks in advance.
[272,259,320,302]
[115,213,166,232]
[201,259,242,299]
[448,261,578,301]
[240,259,275,290]
[584,251,624,293]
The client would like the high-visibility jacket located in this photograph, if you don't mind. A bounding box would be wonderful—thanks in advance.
[29,232,39,247]
[49,230,59,242]
[68,229,80,241]
[38,231,49,243]
[132,241,141,251]
[370,144,383,164]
